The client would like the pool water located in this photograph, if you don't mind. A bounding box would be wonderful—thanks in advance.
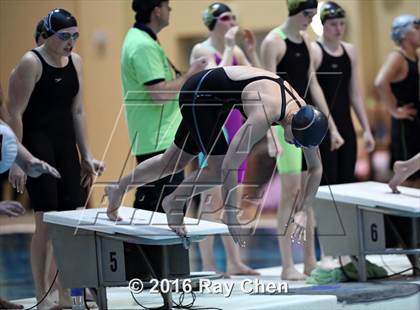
[0,234,34,300]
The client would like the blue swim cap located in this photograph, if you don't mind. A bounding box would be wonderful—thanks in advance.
[291,106,328,148]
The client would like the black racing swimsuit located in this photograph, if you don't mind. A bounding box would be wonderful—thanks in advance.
[174,67,297,155]
[22,49,86,212]
[276,33,313,104]
[316,42,356,185]
[275,31,314,171]
[390,51,420,179]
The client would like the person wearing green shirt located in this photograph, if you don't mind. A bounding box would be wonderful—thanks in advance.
[121,0,207,212]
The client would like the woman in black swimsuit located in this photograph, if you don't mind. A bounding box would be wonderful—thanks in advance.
[106,66,328,245]
[375,15,420,185]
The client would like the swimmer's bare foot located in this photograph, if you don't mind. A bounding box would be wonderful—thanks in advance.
[304,263,317,276]
[389,161,410,193]
[281,266,307,281]
[227,262,260,276]
[58,288,72,309]
[162,197,188,239]
[202,264,218,273]
[34,296,61,310]
[105,184,123,221]
[0,298,24,309]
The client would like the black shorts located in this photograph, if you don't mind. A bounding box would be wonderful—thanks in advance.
[23,132,86,212]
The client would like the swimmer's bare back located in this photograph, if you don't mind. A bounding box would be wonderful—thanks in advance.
[223,66,304,120]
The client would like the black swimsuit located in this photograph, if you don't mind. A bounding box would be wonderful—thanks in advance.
[275,31,313,171]
[390,51,420,179]
[316,42,356,184]
[276,34,313,104]
[174,67,296,155]
[23,49,86,212]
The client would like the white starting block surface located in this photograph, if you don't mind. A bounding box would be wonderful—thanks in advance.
[314,181,420,281]
[316,181,420,213]
[44,207,229,242]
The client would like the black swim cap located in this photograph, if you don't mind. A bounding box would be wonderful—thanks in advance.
[292,106,328,148]
[34,19,45,43]
[320,1,345,24]
[202,3,232,31]
[288,0,318,17]
[43,9,77,38]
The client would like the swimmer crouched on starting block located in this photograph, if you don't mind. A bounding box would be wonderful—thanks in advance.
[105,66,328,246]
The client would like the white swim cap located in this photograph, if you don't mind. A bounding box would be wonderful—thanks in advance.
[391,15,420,43]
[0,124,18,173]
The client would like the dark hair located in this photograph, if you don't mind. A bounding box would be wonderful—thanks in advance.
[35,19,45,43]
[132,0,168,24]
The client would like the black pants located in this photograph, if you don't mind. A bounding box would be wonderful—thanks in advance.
[133,150,184,213]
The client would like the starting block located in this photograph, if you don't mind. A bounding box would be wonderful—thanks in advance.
[44,207,228,309]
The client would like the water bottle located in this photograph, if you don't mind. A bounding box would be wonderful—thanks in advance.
[70,288,85,310]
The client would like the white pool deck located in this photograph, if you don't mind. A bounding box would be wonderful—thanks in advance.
[13,255,419,310]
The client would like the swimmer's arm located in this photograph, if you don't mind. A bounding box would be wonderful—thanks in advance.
[346,44,372,135]
[7,52,39,141]
[189,44,218,68]
[0,83,9,122]
[235,47,253,67]
[14,142,36,173]
[261,33,284,73]
[236,45,261,68]
[374,52,403,117]
[145,56,208,102]
[267,126,282,158]
[221,114,269,208]
[310,41,323,71]
[14,141,60,178]
[241,29,262,68]
[306,38,339,135]
[308,72,337,133]
[145,78,190,102]
[71,54,93,161]
[300,147,323,212]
